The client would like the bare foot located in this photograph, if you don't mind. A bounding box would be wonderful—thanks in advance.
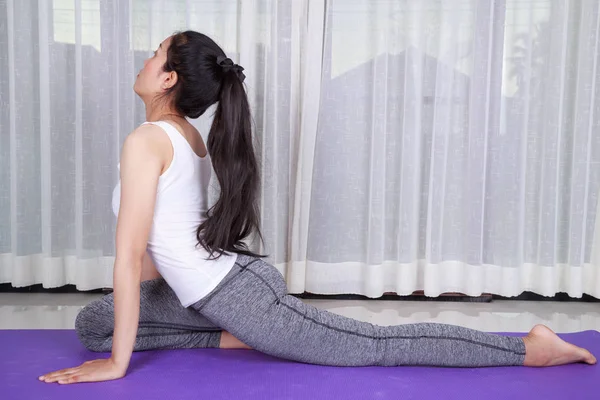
[523,325,597,367]
[219,331,252,350]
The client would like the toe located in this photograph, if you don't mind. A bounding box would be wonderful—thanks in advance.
[583,350,597,365]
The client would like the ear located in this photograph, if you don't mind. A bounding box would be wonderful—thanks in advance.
[163,71,178,90]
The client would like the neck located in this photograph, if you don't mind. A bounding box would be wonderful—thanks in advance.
[145,99,183,122]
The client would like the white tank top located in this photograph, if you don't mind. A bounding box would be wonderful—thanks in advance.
[112,121,238,307]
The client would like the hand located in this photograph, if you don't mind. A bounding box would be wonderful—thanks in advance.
[38,358,127,384]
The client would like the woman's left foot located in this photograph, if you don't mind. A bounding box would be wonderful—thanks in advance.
[523,325,596,367]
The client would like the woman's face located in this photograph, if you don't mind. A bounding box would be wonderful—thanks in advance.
[134,36,176,99]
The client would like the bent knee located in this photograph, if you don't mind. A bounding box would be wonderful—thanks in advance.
[75,298,113,352]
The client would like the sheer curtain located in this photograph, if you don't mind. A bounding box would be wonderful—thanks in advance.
[291,0,600,298]
[0,0,307,289]
[1,0,599,298]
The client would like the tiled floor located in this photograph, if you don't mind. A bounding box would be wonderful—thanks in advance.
[1,292,599,333]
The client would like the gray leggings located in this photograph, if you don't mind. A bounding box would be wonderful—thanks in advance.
[75,254,526,367]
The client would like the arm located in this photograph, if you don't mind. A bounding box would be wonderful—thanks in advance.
[111,126,166,370]
[39,125,168,384]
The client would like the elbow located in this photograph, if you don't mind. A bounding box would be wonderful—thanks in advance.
[113,254,144,277]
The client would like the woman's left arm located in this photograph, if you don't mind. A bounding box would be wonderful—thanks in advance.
[39,125,166,384]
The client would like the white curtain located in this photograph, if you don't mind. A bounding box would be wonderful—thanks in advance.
[0,0,306,289]
[1,0,599,298]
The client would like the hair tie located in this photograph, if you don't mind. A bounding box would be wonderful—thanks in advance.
[216,55,246,83]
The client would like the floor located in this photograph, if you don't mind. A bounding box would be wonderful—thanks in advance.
[1,292,599,333]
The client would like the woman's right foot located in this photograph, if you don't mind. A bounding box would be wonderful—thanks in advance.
[219,331,252,350]
[523,325,596,367]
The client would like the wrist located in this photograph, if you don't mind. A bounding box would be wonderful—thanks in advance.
[110,355,130,372]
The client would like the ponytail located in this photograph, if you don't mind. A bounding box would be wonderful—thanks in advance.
[160,31,267,261]
[196,69,268,261]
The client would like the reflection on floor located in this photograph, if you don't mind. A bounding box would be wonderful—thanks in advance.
[1,292,598,333]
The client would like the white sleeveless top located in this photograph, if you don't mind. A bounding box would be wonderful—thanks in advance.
[112,121,238,307]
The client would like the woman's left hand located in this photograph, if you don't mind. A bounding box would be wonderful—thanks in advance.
[38,358,127,384]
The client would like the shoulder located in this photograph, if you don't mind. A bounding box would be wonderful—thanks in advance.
[124,123,169,149]
[122,123,171,159]
[119,124,172,176]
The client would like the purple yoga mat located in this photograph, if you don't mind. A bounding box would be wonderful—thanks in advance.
[1,330,598,400]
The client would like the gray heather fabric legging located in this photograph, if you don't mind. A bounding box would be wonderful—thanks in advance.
[75,254,526,367]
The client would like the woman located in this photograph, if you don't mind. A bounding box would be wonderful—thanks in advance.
[39,31,595,385]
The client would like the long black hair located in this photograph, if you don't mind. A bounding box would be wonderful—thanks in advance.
[161,30,267,261]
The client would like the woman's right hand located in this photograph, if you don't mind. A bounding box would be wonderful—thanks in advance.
[39,357,127,385]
